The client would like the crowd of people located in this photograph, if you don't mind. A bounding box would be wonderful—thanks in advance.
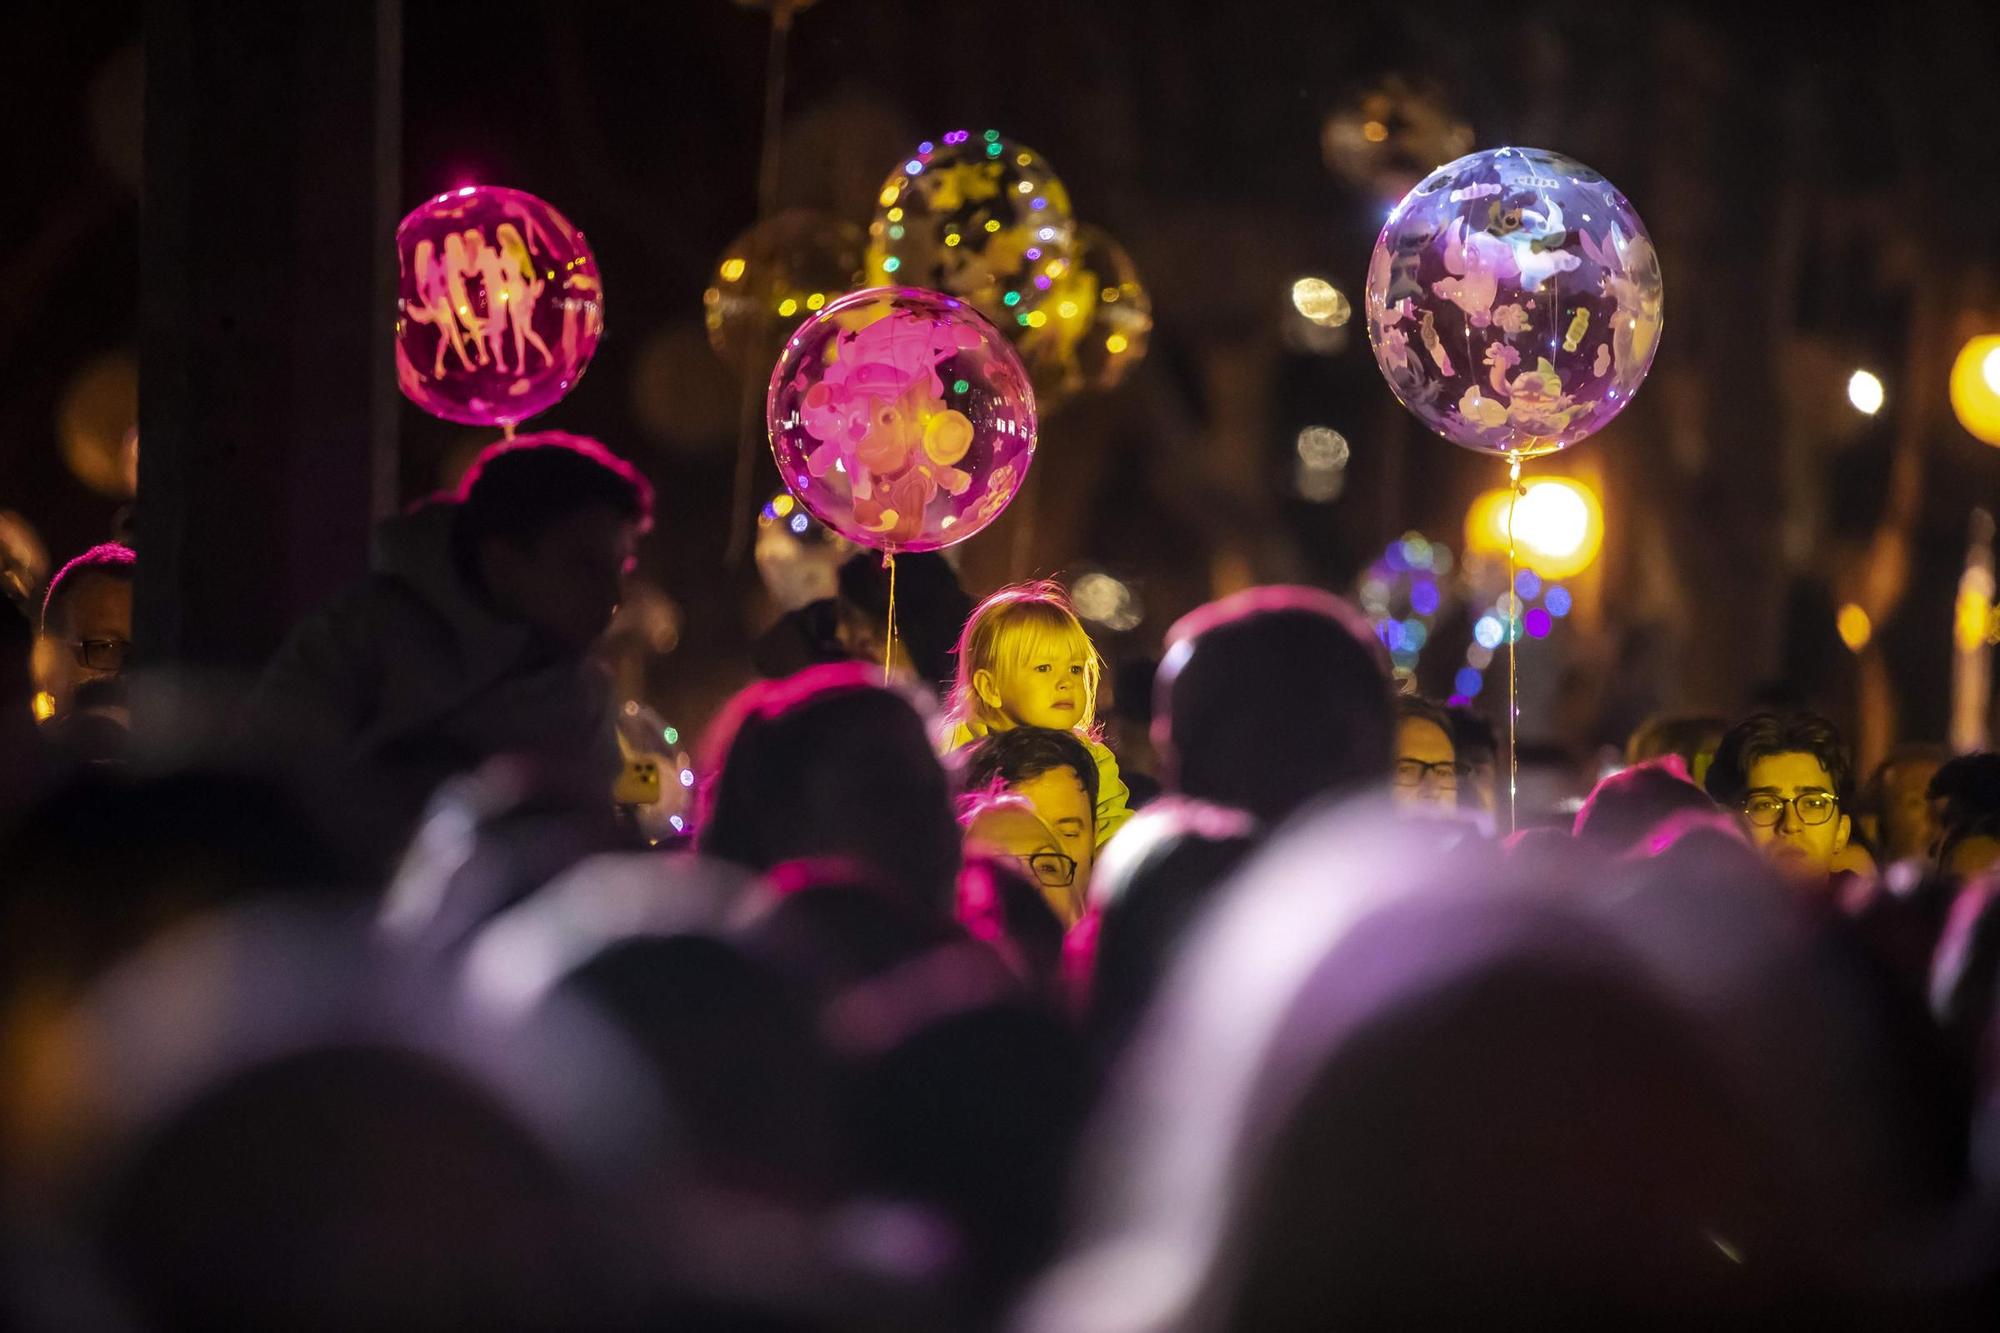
[9,431,2000,1327]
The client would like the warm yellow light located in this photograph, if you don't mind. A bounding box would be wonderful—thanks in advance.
[805,292,825,310]
[1464,476,1604,580]
[885,207,904,223]
[1836,603,1873,652]
[1951,334,2000,446]
[944,233,961,247]
[1024,310,1047,329]
[1847,369,1884,416]
[1105,333,1129,355]
[984,219,1001,233]
[878,185,899,207]
[1361,119,1390,143]
[1290,276,1351,327]
[718,257,747,283]
[1957,580,1993,654]
[1057,301,1079,320]
[777,298,798,317]
[31,691,54,723]
[771,493,795,518]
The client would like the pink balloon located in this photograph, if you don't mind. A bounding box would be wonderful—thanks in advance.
[767,287,1037,553]
[395,185,604,427]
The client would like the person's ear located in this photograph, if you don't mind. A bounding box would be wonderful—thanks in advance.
[1834,812,1852,853]
[973,668,1003,710]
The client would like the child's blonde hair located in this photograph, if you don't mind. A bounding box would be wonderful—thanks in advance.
[948,580,1102,735]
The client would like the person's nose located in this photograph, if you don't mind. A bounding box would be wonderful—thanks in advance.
[1776,800,1802,834]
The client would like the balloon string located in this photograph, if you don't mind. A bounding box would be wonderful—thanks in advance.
[1505,454,1523,836]
[882,551,898,686]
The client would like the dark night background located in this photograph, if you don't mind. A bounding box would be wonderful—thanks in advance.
[6,0,1999,772]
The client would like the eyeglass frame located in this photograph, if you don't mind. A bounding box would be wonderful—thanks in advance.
[1017,850,1078,889]
[1740,790,1840,829]
[1394,757,1468,788]
[70,638,133,672]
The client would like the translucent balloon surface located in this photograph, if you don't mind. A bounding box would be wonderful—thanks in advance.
[1016,224,1152,406]
[1365,147,1663,458]
[867,130,1074,327]
[704,210,863,378]
[767,287,1036,552]
[395,185,604,427]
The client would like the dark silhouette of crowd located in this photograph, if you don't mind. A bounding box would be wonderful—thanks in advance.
[10,433,2000,1329]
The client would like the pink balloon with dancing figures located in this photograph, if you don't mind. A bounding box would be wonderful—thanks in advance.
[767,287,1037,553]
[395,185,604,427]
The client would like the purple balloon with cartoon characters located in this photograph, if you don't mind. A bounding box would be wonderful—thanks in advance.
[1365,147,1663,459]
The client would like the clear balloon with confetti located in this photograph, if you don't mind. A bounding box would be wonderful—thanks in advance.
[1364,147,1663,459]
[767,287,1036,552]
[867,130,1074,328]
[1016,224,1152,406]
[704,210,864,379]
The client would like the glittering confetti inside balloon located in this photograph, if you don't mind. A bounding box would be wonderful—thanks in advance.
[1365,147,1663,459]
[395,185,603,427]
[767,287,1037,552]
[867,130,1074,327]
[704,209,864,378]
[1016,224,1152,406]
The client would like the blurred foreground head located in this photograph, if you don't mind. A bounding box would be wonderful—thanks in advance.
[1154,587,1392,825]
[697,663,960,913]
[1021,798,1968,1331]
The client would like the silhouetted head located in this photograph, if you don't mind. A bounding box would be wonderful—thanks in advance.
[1155,586,1392,823]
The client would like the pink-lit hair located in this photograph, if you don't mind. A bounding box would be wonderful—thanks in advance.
[41,543,136,633]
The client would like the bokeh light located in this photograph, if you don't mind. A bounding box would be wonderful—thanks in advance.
[1072,571,1144,633]
[1290,277,1352,328]
[1846,369,1885,416]
[1836,602,1873,652]
[1464,476,1604,580]
[1950,334,2000,446]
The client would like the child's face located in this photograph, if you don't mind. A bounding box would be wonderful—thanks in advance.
[981,638,1090,730]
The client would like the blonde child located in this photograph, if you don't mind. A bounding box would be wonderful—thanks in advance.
[944,581,1132,846]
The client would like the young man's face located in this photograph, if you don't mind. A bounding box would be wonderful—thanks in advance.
[965,804,1081,925]
[1012,764,1095,890]
[485,506,639,652]
[1740,750,1850,880]
[1393,716,1458,811]
[36,572,133,719]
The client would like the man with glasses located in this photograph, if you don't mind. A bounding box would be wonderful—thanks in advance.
[963,793,1084,926]
[1704,711,1854,884]
[1393,694,1462,813]
[960,726,1101,898]
[35,543,135,724]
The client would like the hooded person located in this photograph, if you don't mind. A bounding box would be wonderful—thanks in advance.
[239,433,652,860]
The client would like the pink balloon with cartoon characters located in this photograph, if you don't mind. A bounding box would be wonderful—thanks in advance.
[766,287,1037,552]
[395,185,604,427]
[1365,147,1663,459]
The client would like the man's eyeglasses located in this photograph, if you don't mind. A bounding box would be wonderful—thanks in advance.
[1017,851,1077,889]
[1394,758,1467,790]
[1742,792,1839,828]
[72,638,132,672]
